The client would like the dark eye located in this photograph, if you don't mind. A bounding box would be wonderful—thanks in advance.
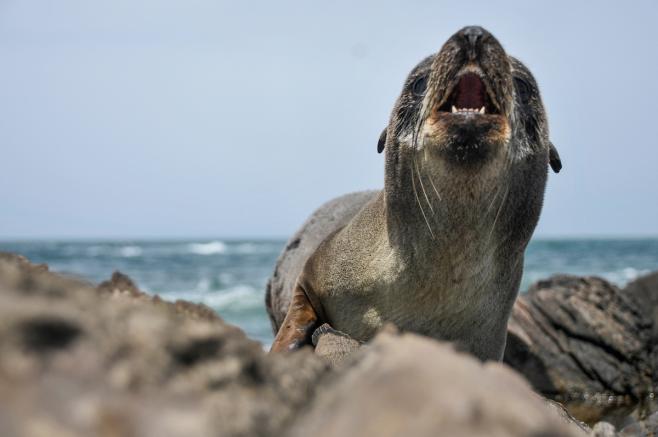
[411,76,427,96]
[514,77,532,103]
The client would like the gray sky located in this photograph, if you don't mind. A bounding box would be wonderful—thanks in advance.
[1,0,657,239]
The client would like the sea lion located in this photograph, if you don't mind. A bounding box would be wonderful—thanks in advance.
[266,26,561,361]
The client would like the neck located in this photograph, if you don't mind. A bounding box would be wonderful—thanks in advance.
[383,148,511,264]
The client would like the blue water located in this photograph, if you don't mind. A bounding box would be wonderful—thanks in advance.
[1,238,657,346]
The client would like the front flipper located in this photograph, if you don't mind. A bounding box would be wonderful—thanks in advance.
[270,283,320,352]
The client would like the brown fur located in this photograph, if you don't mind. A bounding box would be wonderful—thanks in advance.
[269,27,560,360]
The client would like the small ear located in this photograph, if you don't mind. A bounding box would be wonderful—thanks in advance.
[377,128,387,153]
[549,141,562,173]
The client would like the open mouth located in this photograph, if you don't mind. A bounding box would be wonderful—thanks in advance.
[437,73,499,115]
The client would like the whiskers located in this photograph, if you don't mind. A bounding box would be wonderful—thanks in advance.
[408,112,446,241]
[485,185,509,247]
[484,158,512,247]
[414,158,434,216]
[411,163,436,240]
[423,147,443,202]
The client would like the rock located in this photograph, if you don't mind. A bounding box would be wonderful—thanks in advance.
[625,271,658,323]
[0,252,592,436]
[604,409,658,436]
[312,323,362,368]
[288,330,587,437]
[265,191,378,333]
[639,410,658,435]
[98,271,222,322]
[591,414,658,436]
[591,421,617,437]
[624,271,658,385]
[5,250,656,436]
[0,252,328,437]
[504,275,654,425]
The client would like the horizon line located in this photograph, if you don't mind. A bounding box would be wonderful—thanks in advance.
[2,234,658,243]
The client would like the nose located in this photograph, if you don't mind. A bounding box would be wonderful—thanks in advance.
[459,26,489,60]
[461,26,485,48]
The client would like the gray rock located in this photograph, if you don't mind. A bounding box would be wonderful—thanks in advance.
[0,252,328,437]
[641,410,658,435]
[288,330,587,437]
[504,275,654,425]
[312,323,362,368]
[591,421,617,437]
[624,271,658,324]
[624,271,658,385]
[608,409,658,436]
[5,250,655,436]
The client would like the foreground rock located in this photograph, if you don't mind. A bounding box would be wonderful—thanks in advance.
[504,275,656,428]
[0,253,327,437]
[0,252,592,436]
[290,330,586,437]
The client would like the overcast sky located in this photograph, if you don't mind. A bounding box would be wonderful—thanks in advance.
[1,1,657,239]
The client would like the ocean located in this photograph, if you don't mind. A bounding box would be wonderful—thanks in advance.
[1,238,657,346]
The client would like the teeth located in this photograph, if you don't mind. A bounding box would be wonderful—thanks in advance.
[451,107,486,114]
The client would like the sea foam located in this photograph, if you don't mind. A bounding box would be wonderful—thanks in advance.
[161,285,260,311]
[120,246,143,257]
[188,241,227,255]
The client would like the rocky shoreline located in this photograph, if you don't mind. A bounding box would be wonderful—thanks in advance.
[0,252,656,436]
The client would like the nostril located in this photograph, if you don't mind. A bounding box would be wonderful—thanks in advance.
[462,26,484,47]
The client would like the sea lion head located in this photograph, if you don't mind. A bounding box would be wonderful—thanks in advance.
[380,26,559,182]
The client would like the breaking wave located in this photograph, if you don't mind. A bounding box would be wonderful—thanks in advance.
[119,246,143,258]
[188,241,227,255]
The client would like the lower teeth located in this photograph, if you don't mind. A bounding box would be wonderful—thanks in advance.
[451,106,486,114]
